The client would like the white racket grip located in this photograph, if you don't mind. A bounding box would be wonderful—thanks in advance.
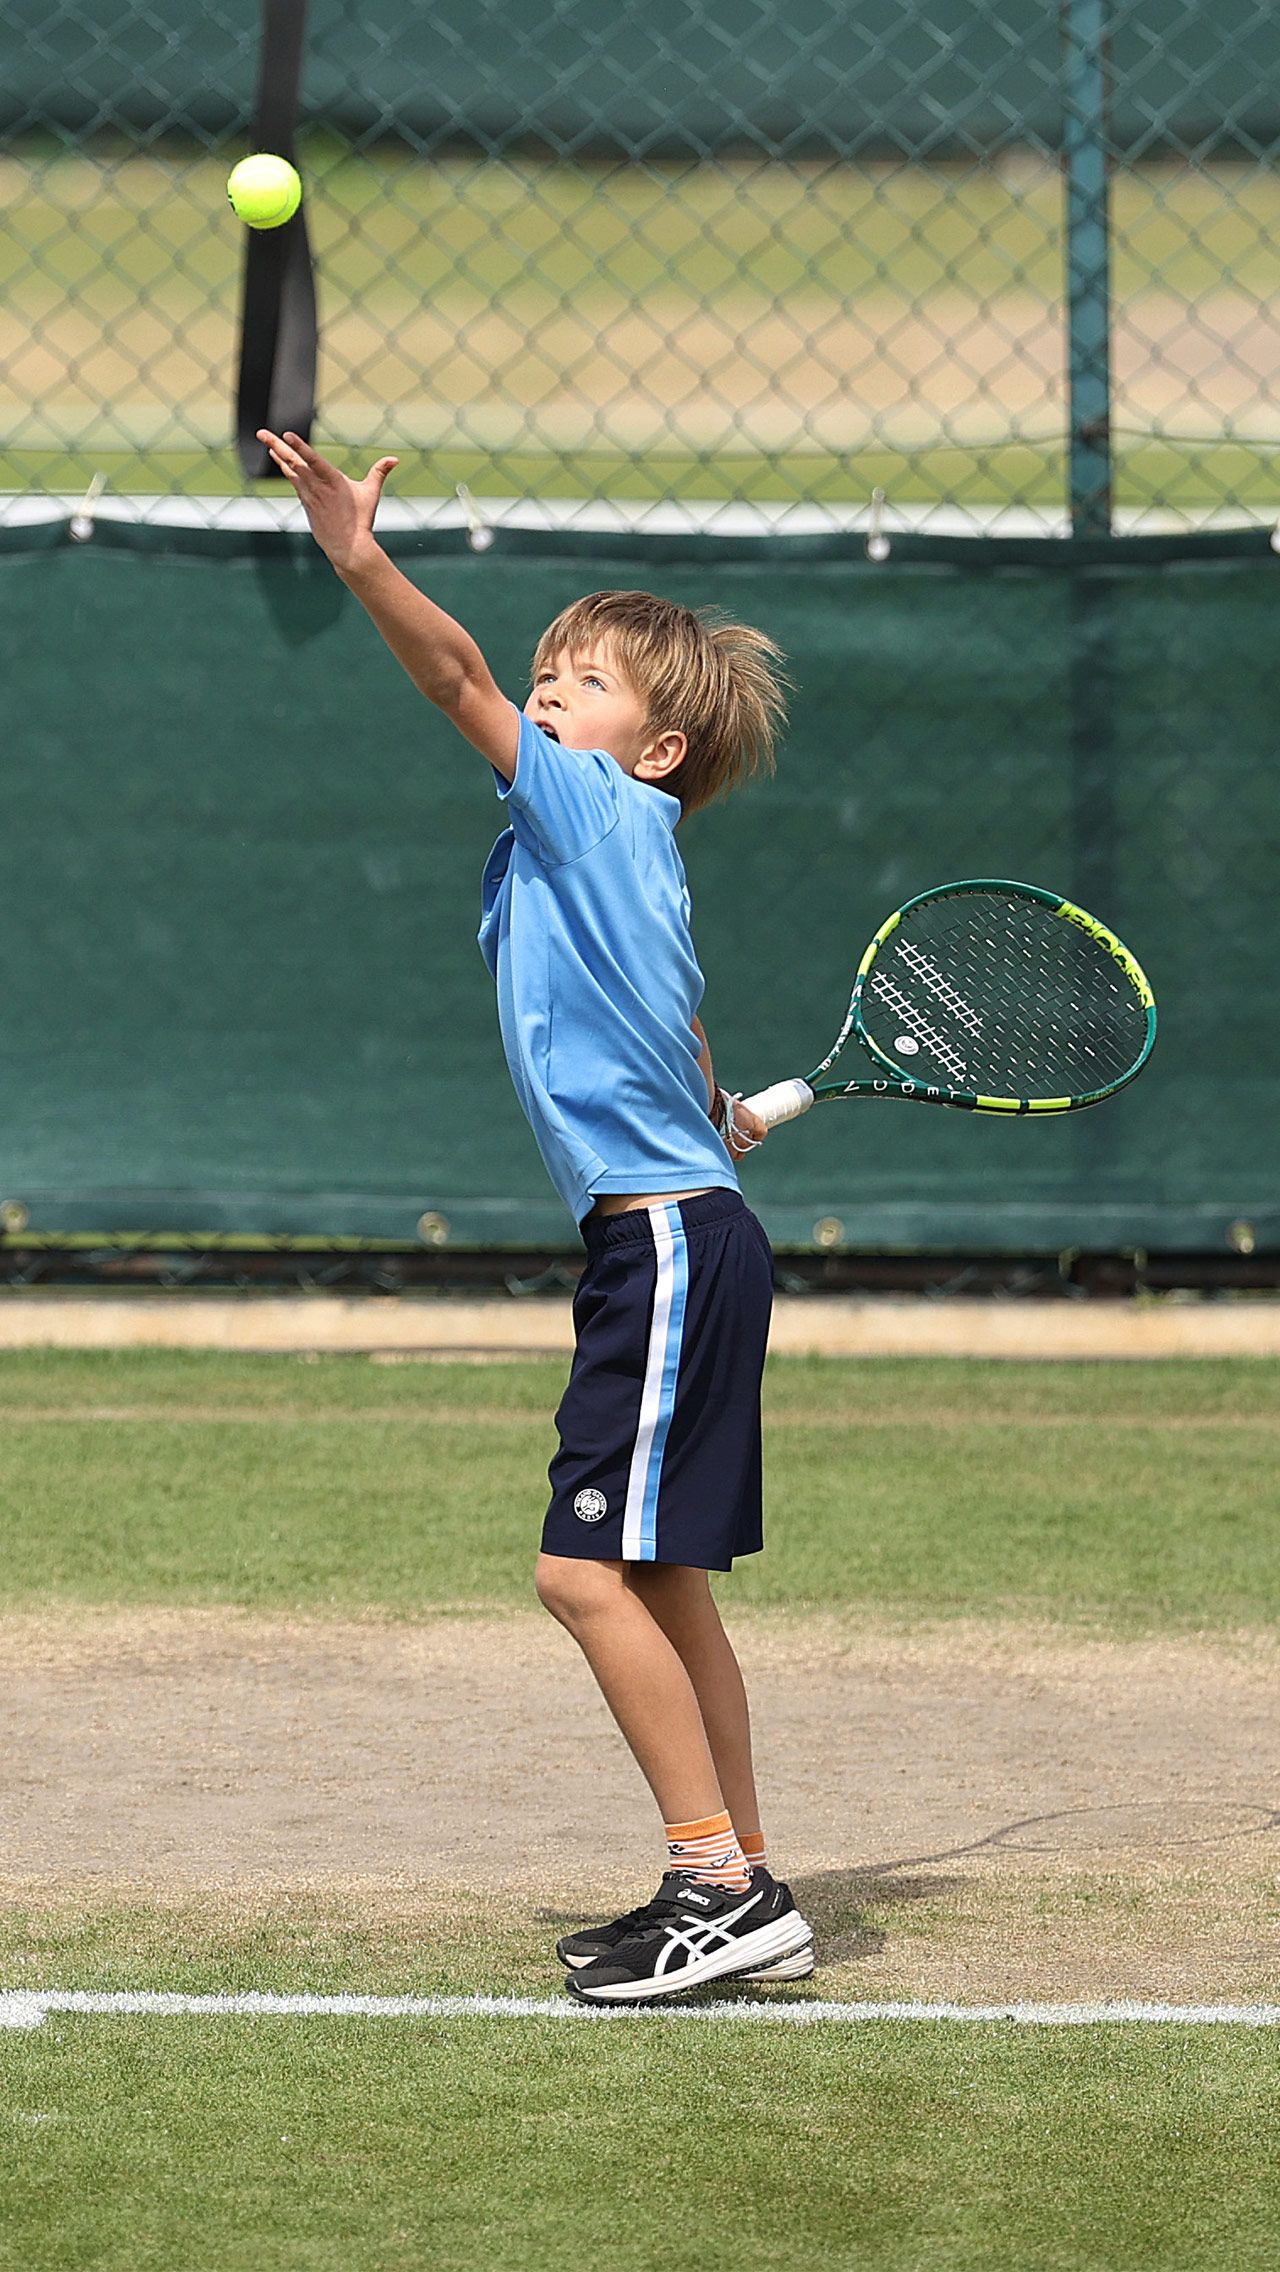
[738,1077,815,1128]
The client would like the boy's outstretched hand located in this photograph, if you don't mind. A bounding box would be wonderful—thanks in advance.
[256,429,398,575]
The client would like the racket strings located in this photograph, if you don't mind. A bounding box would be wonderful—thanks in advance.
[894,939,986,1041]
[863,896,1147,1099]
[866,966,970,1084]
[950,914,1142,1092]
[948,920,1111,1086]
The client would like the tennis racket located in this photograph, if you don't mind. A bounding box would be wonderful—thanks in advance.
[739,879,1156,1127]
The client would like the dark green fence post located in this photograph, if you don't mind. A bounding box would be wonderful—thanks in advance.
[1063,0,1113,538]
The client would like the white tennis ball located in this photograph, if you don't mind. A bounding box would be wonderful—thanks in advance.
[227,154,303,230]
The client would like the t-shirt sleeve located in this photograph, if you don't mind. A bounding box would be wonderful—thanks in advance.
[491,707,620,868]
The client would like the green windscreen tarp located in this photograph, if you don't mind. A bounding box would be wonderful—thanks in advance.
[1,532,1273,1252]
[7,0,1278,153]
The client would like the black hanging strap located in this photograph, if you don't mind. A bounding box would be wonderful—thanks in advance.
[234,0,318,481]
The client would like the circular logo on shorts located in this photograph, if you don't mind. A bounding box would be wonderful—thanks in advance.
[574,1487,608,1524]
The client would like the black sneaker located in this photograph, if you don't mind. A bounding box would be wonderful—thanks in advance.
[558,1870,814,1981]
[564,1868,813,2004]
[557,1894,669,1970]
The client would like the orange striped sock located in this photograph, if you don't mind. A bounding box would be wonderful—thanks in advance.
[739,1829,767,1875]
[664,1810,751,1892]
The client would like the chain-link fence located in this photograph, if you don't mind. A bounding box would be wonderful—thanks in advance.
[3,0,1279,536]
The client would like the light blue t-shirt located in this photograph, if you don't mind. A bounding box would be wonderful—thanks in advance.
[477,706,739,1225]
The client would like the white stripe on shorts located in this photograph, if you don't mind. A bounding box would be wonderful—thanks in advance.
[621,1203,682,1560]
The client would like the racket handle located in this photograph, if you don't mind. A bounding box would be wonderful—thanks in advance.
[738,1077,815,1128]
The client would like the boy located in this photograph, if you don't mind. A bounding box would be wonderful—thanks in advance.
[259,429,814,2001]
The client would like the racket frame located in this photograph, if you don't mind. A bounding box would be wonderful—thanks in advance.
[800,878,1156,1117]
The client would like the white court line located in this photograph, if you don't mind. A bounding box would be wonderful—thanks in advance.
[3,1991,1279,2032]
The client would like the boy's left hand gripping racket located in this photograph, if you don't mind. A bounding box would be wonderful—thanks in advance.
[740,879,1156,1127]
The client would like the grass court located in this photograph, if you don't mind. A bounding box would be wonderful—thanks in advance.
[0,1348,1277,2268]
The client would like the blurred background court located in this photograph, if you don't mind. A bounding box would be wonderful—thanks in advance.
[5,0,1280,527]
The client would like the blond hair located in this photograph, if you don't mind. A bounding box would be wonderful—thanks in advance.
[532,589,787,815]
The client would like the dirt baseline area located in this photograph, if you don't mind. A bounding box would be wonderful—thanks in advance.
[2,1611,1276,2003]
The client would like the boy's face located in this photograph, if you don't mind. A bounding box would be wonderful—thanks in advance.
[526,647,686,790]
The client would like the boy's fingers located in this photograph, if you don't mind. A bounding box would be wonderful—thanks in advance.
[257,428,307,478]
[727,1104,767,1157]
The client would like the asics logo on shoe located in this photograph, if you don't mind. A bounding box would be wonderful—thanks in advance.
[574,1488,608,1523]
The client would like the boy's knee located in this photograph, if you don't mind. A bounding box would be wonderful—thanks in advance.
[534,1551,620,1625]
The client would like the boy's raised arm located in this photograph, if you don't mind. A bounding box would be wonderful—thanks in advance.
[257,429,518,780]
[337,544,518,778]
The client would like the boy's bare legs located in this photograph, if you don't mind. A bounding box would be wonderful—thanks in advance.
[540,1552,811,1994]
[534,1553,725,1824]
[625,1563,762,1846]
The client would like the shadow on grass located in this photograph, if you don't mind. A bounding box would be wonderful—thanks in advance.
[788,1865,963,1963]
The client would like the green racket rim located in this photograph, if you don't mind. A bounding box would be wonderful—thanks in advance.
[821,878,1158,1115]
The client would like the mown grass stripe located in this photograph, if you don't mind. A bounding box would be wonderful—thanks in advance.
[4,1991,1280,2030]
[0,1405,1275,1431]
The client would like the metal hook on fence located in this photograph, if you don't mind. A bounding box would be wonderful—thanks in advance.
[866,485,891,563]
[456,483,494,553]
[69,472,106,544]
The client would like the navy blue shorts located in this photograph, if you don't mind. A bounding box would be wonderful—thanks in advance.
[542,1189,774,1571]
